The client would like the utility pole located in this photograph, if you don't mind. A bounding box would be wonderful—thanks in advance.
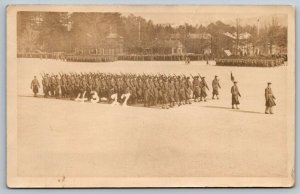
[256,18,260,55]
[257,18,260,35]
[210,35,213,58]
[236,18,240,56]
[138,19,141,42]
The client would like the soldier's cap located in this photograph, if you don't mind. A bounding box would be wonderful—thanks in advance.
[268,82,272,85]
[215,75,218,77]
[234,81,238,83]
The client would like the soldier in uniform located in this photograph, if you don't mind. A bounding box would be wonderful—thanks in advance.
[162,79,169,109]
[31,76,40,97]
[179,77,186,105]
[231,81,241,109]
[212,75,221,100]
[200,77,209,102]
[137,77,143,103]
[168,79,176,107]
[60,74,67,98]
[143,77,150,107]
[174,76,180,106]
[185,77,193,104]
[152,77,159,106]
[265,82,276,114]
[54,75,61,99]
[192,76,201,102]
[42,74,50,98]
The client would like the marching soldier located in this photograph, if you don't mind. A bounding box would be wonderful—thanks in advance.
[42,74,50,98]
[143,77,150,107]
[174,76,180,106]
[200,77,209,102]
[185,77,193,104]
[54,75,61,99]
[31,76,40,97]
[265,82,276,114]
[162,79,169,109]
[179,77,186,105]
[212,75,221,100]
[168,79,176,108]
[193,76,201,102]
[231,81,241,109]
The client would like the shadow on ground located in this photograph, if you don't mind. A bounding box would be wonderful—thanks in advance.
[203,105,265,115]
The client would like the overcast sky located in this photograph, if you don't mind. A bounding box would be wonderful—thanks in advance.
[122,12,287,27]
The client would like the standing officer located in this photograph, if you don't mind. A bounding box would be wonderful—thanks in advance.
[212,75,221,100]
[265,82,276,114]
[231,81,241,109]
[31,76,40,97]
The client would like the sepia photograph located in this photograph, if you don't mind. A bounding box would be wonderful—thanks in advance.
[6,5,295,187]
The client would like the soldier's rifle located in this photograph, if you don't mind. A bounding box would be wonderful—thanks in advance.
[198,73,202,79]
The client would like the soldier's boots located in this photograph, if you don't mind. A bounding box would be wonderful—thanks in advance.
[265,107,274,114]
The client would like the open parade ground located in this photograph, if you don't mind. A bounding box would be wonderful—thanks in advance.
[15,58,290,178]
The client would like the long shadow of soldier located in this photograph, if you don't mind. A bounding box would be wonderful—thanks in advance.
[203,105,265,115]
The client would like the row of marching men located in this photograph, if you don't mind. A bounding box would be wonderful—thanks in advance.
[30,72,222,109]
[30,72,276,113]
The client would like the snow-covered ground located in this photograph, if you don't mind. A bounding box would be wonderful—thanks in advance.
[17,58,289,178]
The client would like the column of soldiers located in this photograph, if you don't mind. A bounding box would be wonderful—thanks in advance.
[216,58,285,67]
[31,72,222,109]
[31,72,276,114]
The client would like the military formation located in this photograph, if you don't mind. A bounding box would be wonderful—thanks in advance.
[31,71,276,113]
[216,57,285,67]
[31,72,222,109]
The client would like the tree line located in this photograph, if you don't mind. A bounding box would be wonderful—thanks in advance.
[17,11,287,56]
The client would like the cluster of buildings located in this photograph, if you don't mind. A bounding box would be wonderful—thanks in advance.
[73,32,212,57]
[222,32,287,57]
[72,31,286,59]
